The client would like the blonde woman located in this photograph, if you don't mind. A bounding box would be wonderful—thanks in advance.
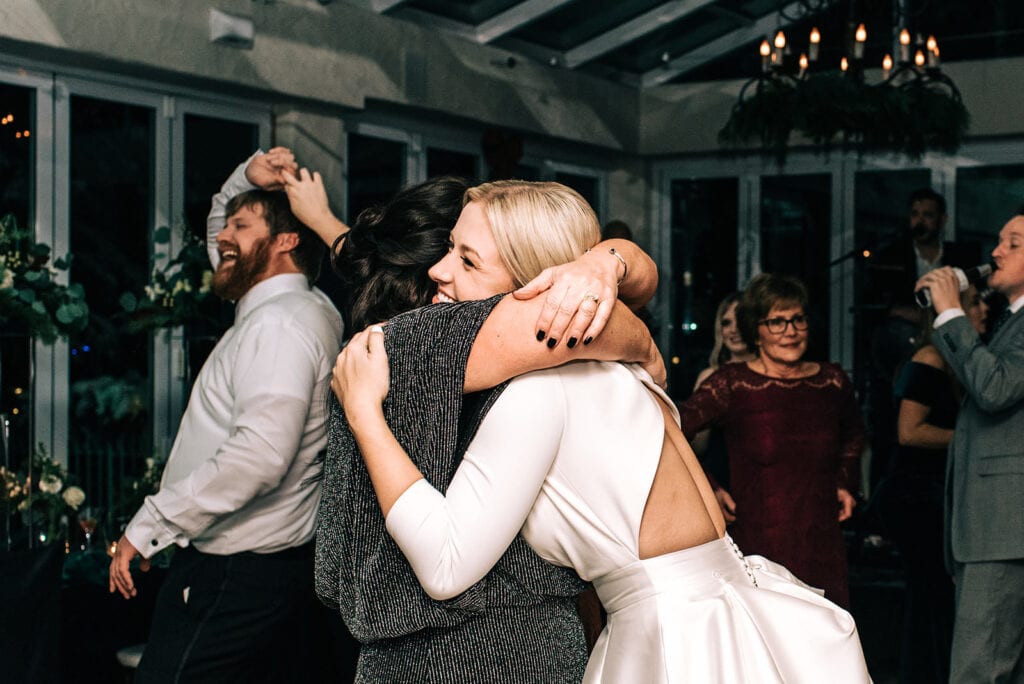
[689,293,755,509]
[335,181,870,682]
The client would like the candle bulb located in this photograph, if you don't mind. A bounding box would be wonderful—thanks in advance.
[854,23,867,60]
[809,27,821,61]
[841,56,849,72]
[899,28,911,63]
[914,50,926,67]
[882,53,893,80]
[930,46,940,68]
[760,39,771,72]
[926,35,937,53]
[799,53,809,78]
[773,30,786,67]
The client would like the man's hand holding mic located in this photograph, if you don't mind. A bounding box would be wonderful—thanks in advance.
[915,267,964,314]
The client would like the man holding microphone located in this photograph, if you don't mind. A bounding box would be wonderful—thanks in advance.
[915,213,1024,683]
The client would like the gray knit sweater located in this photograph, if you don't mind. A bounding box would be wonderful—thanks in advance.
[315,296,588,683]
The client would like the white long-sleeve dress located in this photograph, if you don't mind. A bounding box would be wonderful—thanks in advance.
[386,361,871,683]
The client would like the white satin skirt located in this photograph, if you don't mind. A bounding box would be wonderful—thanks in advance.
[587,536,872,683]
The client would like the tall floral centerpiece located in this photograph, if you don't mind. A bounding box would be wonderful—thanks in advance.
[1,445,87,548]
[1,213,90,550]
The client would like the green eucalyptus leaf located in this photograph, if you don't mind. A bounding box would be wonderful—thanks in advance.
[55,304,76,324]
[154,226,171,244]
[120,291,138,312]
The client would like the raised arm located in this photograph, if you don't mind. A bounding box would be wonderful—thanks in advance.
[282,168,351,260]
[337,328,563,600]
[464,295,664,393]
[207,147,299,267]
[513,238,657,346]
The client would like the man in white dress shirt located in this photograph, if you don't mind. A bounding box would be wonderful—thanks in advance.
[108,187,343,681]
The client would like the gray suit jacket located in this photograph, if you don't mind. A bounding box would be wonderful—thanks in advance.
[933,309,1024,568]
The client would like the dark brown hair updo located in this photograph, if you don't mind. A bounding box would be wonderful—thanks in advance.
[334,175,469,332]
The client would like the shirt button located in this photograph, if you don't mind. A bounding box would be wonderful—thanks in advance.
[151,539,159,546]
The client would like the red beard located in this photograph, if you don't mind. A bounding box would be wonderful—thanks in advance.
[211,235,272,302]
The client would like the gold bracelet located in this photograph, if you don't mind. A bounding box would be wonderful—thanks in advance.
[608,247,628,285]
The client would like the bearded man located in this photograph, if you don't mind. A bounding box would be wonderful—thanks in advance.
[108,188,343,682]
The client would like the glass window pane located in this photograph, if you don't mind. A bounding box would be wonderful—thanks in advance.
[347,133,405,223]
[0,82,34,464]
[852,169,931,491]
[555,172,599,217]
[669,178,738,399]
[427,147,478,182]
[957,164,1024,257]
[513,164,539,181]
[183,115,258,381]
[69,95,154,514]
[760,174,831,361]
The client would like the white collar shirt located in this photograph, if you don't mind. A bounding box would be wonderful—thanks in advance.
[125,273,343,557]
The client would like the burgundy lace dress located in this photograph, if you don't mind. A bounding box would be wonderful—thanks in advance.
[679,362,865,607]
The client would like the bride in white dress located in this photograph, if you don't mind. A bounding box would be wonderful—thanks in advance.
[336,180,871,683]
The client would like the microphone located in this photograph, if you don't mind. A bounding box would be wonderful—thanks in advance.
[915,263,994,309]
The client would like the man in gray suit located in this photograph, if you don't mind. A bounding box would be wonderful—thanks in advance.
[916,213,1024,683]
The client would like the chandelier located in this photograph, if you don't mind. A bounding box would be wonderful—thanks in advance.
[719,1,968,163]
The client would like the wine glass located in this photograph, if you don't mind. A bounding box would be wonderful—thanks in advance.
[78,506,101,552]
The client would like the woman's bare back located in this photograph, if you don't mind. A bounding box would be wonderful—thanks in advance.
[638,396,725,560]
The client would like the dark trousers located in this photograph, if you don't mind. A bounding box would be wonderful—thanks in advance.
[135,543,337,683]
[951,559,1024,684]
[872,472,954,683]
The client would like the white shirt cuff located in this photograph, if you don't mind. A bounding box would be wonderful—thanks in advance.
[124,501,185,559]
[934,308,966,329]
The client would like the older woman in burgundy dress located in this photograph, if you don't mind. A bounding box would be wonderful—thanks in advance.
[679,274,864,607]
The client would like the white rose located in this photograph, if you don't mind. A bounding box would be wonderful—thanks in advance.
[0,267,13,290]
[200,270,213,294]
[38,474,62,494]
[62,486,85,510]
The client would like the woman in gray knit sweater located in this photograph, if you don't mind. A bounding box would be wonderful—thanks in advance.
[270,156,660,682]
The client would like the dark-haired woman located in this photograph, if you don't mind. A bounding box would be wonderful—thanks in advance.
[210,149,662,682]
[679,274,864,607]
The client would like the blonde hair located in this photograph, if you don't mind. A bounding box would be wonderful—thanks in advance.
[464,180,601,287]
[708,292,742,370]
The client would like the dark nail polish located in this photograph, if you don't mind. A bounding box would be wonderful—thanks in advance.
[536,330,546,342]
[567,337,578,349]
[547,338,557,349]
[583,336,593,346]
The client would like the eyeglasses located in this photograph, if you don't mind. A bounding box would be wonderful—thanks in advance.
[759,314,809,334]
